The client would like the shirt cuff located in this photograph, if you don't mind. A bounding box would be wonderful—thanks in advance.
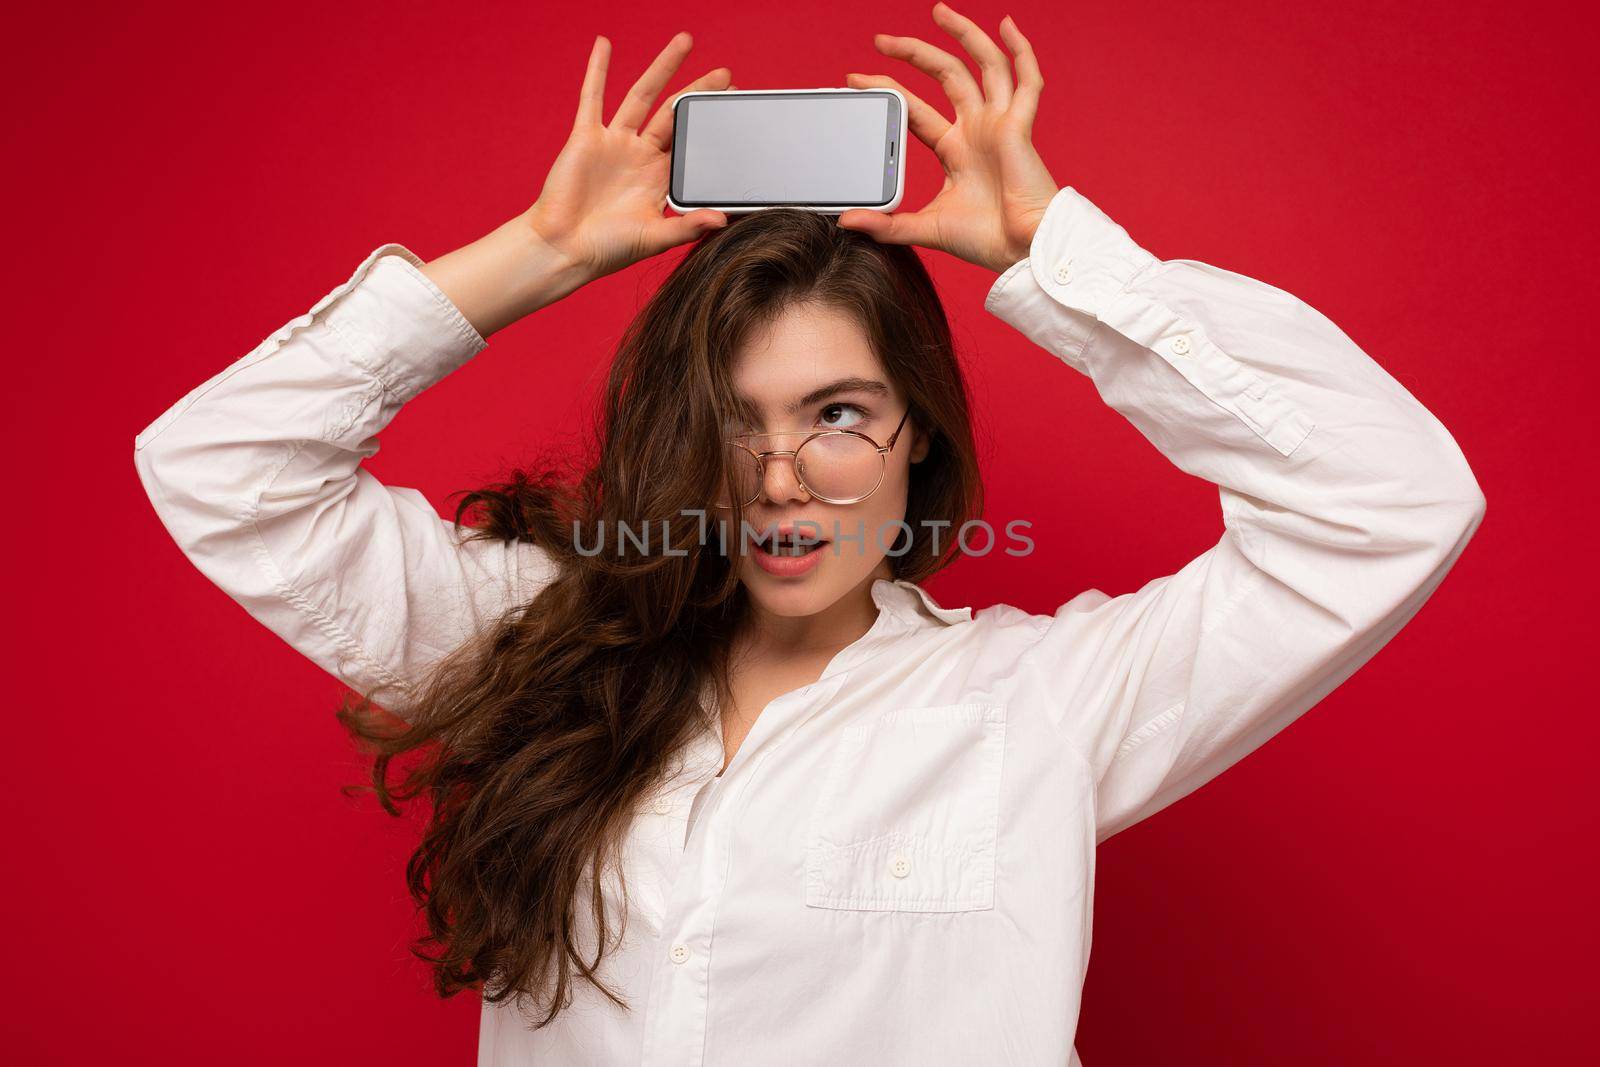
[321,243,489,404]
[984,186,1159,373]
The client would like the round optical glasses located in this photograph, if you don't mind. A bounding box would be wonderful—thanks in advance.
[714,406,913,509]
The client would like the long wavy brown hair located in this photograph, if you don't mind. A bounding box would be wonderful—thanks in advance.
[335,207,985,1029]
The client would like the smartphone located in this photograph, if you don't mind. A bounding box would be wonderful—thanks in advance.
[668,88,907,215]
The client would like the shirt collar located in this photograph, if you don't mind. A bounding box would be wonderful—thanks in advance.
[871,577,973,627]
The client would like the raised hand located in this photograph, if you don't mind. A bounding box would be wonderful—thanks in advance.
[838,3,1059,273]
[522,33,733,281]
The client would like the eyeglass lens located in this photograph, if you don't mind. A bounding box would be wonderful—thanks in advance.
[716,434,884,507]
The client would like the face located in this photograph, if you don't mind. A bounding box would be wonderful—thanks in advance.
[717,300,929,621]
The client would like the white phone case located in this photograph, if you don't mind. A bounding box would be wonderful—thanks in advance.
[666,87,908,215]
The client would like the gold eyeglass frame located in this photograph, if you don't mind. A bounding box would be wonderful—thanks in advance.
[714,406,913,508]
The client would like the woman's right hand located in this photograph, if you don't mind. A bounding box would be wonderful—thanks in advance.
[522,32,733,281]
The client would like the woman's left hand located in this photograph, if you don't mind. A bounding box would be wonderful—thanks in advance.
[838,3,1059,274]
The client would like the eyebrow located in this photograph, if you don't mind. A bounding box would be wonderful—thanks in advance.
[734,376,892,421]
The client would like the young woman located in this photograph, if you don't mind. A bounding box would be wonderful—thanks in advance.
[132,6,1484,1065]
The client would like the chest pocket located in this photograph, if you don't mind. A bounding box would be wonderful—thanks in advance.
[804,702,1007,912]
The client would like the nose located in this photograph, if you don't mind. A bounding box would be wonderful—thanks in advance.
[758,448,812,504]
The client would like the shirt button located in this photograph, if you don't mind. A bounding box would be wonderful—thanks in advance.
[652,795,674,816]
[1170,334,1192,356]
[1052,260,1072,285]
[890,855,911,879]
[670,943,690,964]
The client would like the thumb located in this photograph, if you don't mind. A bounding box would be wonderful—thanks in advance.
[649,209,729,254]
[838,208,935,249]
[836,209,893,240]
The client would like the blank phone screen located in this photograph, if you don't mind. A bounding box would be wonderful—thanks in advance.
[673,92,894,206]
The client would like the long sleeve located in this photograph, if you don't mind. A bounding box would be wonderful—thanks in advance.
[132,244,558,708]
[985,186,1486,843]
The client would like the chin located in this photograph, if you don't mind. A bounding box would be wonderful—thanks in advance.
[738,557,847,616]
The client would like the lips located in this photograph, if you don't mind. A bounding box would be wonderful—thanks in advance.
[745,528,830,578]
[748,524,830,556]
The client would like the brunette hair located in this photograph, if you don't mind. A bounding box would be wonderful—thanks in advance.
[335,208,984,1028]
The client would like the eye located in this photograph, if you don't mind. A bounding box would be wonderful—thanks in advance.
[818,402,868,430]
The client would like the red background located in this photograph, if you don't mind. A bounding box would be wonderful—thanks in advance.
[7,0,1593,1062]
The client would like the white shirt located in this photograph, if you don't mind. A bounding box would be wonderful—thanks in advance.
[132,185,1485,1065]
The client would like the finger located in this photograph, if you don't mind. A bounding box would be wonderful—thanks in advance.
[640,66,732,153]
[611,31,694,134]
[845,72,952,152]
[930,2,1012,108]
[998,15,1043,131]
[645,209,729,256]
[575,36,610,128]
[836,208,939,249]
[873,32,983,115]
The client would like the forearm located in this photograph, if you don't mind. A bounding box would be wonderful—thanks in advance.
[986,187,1481,509]
[420,212,597,338]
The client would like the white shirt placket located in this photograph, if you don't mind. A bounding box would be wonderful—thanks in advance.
[638,591,911,1064]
